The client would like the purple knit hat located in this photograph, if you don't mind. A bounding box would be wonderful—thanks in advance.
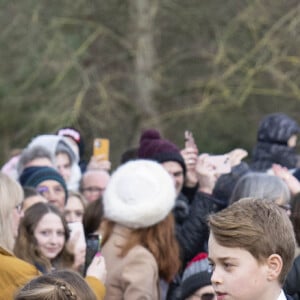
[138,129,186,174]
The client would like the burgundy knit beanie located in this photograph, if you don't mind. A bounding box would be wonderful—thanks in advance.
[138,129,186,174]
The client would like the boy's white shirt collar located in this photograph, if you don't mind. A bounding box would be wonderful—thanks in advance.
[277,290,287,300]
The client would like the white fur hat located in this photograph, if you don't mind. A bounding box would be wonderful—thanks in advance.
[103,159,176,228]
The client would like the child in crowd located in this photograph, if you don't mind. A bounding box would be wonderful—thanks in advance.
[177,252,216,300]
[14,269,97,300]
[14,202,84,273]
[208,198,296,300]
[0,173,106,300]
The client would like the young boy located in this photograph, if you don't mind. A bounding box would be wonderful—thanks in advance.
[208,198,296,300]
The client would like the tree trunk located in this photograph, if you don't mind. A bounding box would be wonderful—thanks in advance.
[130,0,159,119]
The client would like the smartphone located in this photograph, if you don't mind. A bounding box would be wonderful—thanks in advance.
[206,154,231,174]
[93,138,110,160]
[84,234,102,275]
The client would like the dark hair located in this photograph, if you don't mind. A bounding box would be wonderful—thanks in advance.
[14,202,73,273]
[14,269,97,300]
[83,199,103,236]
[120,147,138,165]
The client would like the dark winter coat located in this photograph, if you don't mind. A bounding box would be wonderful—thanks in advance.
[174,190,218,266]
[251,113,300,171]
[284,255,300,300]
[213,162,250,208]
[167,190,220,300]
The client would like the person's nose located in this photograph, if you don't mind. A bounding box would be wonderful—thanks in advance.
[48,233,57,245]
[46,188,58,202]
[69,212,76,223]
[211,267,223,286]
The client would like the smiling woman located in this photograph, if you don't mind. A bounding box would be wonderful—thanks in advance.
[64,191,87,223]
[14,202,74,273]
[0,176,106,300]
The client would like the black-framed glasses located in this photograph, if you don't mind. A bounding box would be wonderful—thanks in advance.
[82,187,103,194]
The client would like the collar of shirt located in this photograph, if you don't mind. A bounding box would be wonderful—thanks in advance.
[277,290,287,300]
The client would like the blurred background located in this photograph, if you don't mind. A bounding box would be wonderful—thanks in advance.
[1,0,300,168]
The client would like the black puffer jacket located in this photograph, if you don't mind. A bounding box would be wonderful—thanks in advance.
[251,113,300,172]
[174,191,218,266]
[166,190,220,300]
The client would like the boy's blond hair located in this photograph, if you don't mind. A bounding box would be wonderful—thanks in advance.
[208,197,296,284]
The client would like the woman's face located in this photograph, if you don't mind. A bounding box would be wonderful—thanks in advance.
[33,212,65,260]
[56,152,72,182]
[64,195,85,223]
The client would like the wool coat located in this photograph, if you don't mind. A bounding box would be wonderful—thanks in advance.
[101,224,160,300]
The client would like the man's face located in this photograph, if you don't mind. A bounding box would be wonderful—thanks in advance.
[161,161,184,196]
[81,170,110,203]
[36,180,66,212]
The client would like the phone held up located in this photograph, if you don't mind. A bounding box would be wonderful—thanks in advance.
[84,233,102,275]
[93,138,110,160]
[206,154,231,174]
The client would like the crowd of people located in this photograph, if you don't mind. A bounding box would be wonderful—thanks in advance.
[1,112,300,300]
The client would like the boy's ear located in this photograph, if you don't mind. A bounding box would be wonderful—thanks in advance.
[266,254,283,281]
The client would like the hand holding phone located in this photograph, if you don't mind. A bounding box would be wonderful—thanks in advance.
[206,154,231,174]
[84,234,102,276]
[67,222,87,271]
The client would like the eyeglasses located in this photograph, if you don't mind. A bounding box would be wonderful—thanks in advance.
[188,293,216,300]
[82,187,104,194]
